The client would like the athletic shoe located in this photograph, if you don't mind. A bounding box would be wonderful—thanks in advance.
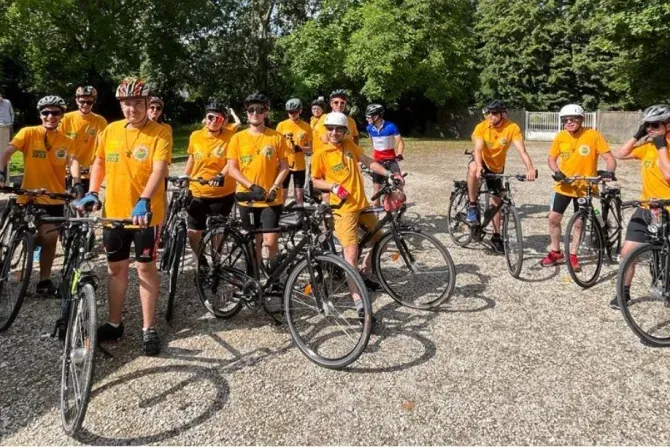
[490,235,504,254]
[609,295,629,310]
[142,327,161,356]
[97,322,124,343]
[569,254,581,272]
[35,279,57,298]
[540,250,565,267]
[466,205,479,224]
[363,277,381,292]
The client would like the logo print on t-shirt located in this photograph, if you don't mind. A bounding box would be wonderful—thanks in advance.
[212,145,225,158]
[87,128,97,136]
[578,145,591,156]
[55,148,68,160]
[498,138,509,146]
[262,145,274,158]
[133,145,150,161]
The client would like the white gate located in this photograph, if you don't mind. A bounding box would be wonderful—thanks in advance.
[525,111,597,141]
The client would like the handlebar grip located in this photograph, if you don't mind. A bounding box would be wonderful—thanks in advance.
[235,192,265,203]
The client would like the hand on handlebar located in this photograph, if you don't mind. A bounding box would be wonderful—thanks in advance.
[395,154,404,162]
[70,182,86,199]
[266,185,279,203]
[249,184,267,201]
[331,184,349,200]
[475,164,484,180]
[131,198,152,228]
[599,170,616,182]
[75,192,102,212]
[525,168,537,182]
[209,174,225,187]
[552,170,567,182]
[177,175,189,188]
[387,172,405,187]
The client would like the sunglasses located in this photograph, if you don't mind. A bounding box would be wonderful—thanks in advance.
[247,106,266,115]
[487,111,502,116]
[206,114,223,122]
[331,100,346,106]
[561,117,581,123]
[325,126,346,133]
[644,122,662,129]
[40,110,62,117]
[366,114,379,119]
[149,105,162,111]
[78,100,94,105]
[288,110,300,114]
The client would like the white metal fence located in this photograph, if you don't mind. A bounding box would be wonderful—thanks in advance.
[524,111,597,141]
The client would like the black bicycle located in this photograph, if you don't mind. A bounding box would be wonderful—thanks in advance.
[195,192,372,370]
[616,199,670,346]
[447,169,536,278]
[159,176,208,321]
[61,167,91,257]
[0,186,73,332]
[561,172,622,288]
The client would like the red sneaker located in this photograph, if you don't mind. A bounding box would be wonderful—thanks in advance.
[569,254,581,272]
[541,250,565,267]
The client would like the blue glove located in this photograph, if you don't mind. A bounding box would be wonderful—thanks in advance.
[76,192,101,211]
[132,198,151,218]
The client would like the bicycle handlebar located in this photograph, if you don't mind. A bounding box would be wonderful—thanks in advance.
[622,199,670,210]
[39,215,135,226]
[166,176,209,186]
[483,169,538,181]
[0,185,74,201]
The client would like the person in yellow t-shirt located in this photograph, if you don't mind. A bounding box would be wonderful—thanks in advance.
[466,99,536,253]
[227,92,289,264]
[541,103,616,271]
[609,104,670,309]
[75,78,170,356]
[147,96,174,161]
[59,85,108,195]
[311,112,405,299]
[0,95,78,296]
[276,98,312,206]
[312,90,359,155]
[183,101,237,252]
[310,97,326,131]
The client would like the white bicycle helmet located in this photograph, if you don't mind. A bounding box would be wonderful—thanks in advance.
[641,104,670,123]
[559,104,585,118]
[324,112,348,128]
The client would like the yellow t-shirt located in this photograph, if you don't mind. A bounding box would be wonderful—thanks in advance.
[95,119,171,226]
[187,127,236,198]
[159,122,174,163]
[10,126,73,205]
[631,137,670,201]
[549,128,610,197]
[471,119,523,173]
[312,115,358,154]
[275,118,312,171]
[59,111,108,170]
[311,139,369,214]
[310,115,322,130]
[225,122,240,133]
[226,128,288,207]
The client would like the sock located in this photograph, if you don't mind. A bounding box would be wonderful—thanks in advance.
[354,300,364,312]
[469,202,477,207]
[107,321,120,328]
[143,327,154,332]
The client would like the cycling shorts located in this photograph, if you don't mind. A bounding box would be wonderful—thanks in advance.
[550,192,579,215]
[282,170,306,189]
[103,226,159,263]
[372,160,401,185]
[187,195,235,231]
[238,205,283,231]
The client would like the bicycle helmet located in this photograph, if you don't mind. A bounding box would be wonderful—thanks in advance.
[285,98,303,111]
[149,97,164,107]
[641,104,670,123]
[365,103,384,117]
[324,112,348,128]
[205,101,228,116]
[37,95,67,112]
[329,89,349,101]
[244,92,270,109]
[483,99,508,113]
[558,104,585,118]
[311,97,326,109]
[75,85,97,98]
[115,78,151,99]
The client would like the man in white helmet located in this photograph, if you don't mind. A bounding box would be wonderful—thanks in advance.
[542,104,616,271]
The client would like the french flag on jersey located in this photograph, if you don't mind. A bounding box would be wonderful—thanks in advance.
[366,120,400,161]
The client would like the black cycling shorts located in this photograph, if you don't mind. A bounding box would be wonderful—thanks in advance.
[372,160,401,185]
[550,191,580,214]
[469,158,503,193]
[103,226,159,263]
[238,205,283,231]
[35,204,65,218]
[187,195,235,231]
[625,208,655,244]
[282,170,306,189]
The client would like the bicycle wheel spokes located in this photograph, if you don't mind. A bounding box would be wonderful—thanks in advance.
[447,189,472,247]
[503,206,524,278]
[565,212,603,288]
[0,232,33,332]
[285,255,371,369]
[375,230,455,309]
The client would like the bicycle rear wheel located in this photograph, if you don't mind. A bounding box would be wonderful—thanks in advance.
[166,226,187,322]
[564,211,604,288]
[0,231,34,332]
[503,205,524,278]
[447,188,472,247]
[284,254,371,369]
[60,283,97,436]
[373,229,455,309]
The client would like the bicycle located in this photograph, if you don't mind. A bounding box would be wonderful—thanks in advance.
[447,169,536,278]
[0,186,73,332]
[615,199,670,346]
[560,171,622,288]
[41,212,133,436]
[159,176,208,321]
[62,167,92,257]
[195,192,372,369]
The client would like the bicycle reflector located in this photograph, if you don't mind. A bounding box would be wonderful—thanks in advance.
[304,283,313,295]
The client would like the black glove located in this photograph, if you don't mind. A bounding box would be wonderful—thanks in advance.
[552,171,567,182]
[210,174,225,187]
[70,182,85,199]
[600,170,615,180]
[653,135,668,151]
[266,186,278,203]
[633,124,648,141]
[249,184,267,201]
[395,154,404,161]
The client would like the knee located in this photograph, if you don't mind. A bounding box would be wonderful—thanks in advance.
[108,262,129,278]
[137,261,157,275]
[548,212,562,227]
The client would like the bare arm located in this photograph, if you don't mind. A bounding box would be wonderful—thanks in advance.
[601,152,617,173]
[614,138,638,160]
[0,144,18,174]
[88,156,106,193]
[272,159,290,189]
[227,159,253,189]
[69,155,81,182]
[473,137,485,176]
[139,160,169,199]
[548,155,560,174]
[360,153,392,177]
[184,155,194,176]
[512,139,536,180]
[395,135,405,157]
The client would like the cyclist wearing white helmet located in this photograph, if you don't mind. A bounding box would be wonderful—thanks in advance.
[542,103,616,271]
[59,86,107,195]
[75,77,171,356]
[0,95,76,296]
[311,112,404,297]
[609,104,670,309]
[276,98,312,206]
[466,99,536,254]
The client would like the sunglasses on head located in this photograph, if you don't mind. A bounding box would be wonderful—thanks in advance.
[78,100,94,105]
[645,122,662,129]
[247,106,266,115]
[206,114,223,122]
[149,105,162,111]
[325,126,346,133]
[40,110,62,117]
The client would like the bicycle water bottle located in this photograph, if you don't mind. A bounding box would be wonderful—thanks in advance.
[33,245,42,262]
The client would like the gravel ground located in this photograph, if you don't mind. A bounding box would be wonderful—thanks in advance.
[2,141,670,445]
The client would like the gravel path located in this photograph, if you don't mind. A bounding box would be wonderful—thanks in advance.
[2,142,670,445]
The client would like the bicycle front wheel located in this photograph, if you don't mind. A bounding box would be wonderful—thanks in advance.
[503,205,524,278]
[617,243,670,346]
[373,229,455,309]
[564,211,604,288]
[284,254,371,370]
[166,226,187,322]
[446,188,472,247]
[60,283,97,436]
[0,231,34,332]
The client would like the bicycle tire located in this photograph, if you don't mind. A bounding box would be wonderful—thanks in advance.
[0,231,34,332]
[373,229,455,309]
[195,226,250,318]
[166,226,186,322]
[60,283,97,436]
[503,205,524,278]
[447,188,472,247]
[616,243,670,347]
[564,210,604,288]
[284,254,372,369]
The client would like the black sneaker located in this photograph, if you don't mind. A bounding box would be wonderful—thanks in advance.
[357,308,377,327]
[142,327,161,356]
[97,322,124,343]
[490,236,505,254]
[36,279,57,298]
[363,277,382,292]
[609,296,629,310]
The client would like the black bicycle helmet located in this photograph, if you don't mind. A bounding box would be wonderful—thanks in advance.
[329,89,349,101]
[365,103,384,117]
[244,92,270,109]
[484,99,509,113]
[311,97,326,109]
[37,95,67,112]
[205,101,229,116]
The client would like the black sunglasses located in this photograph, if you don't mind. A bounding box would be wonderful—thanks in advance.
[149,105,163,111]
[247,106,267,115]
[78,100,94,105]
[645,122,662,129]
[40,110,62,117]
